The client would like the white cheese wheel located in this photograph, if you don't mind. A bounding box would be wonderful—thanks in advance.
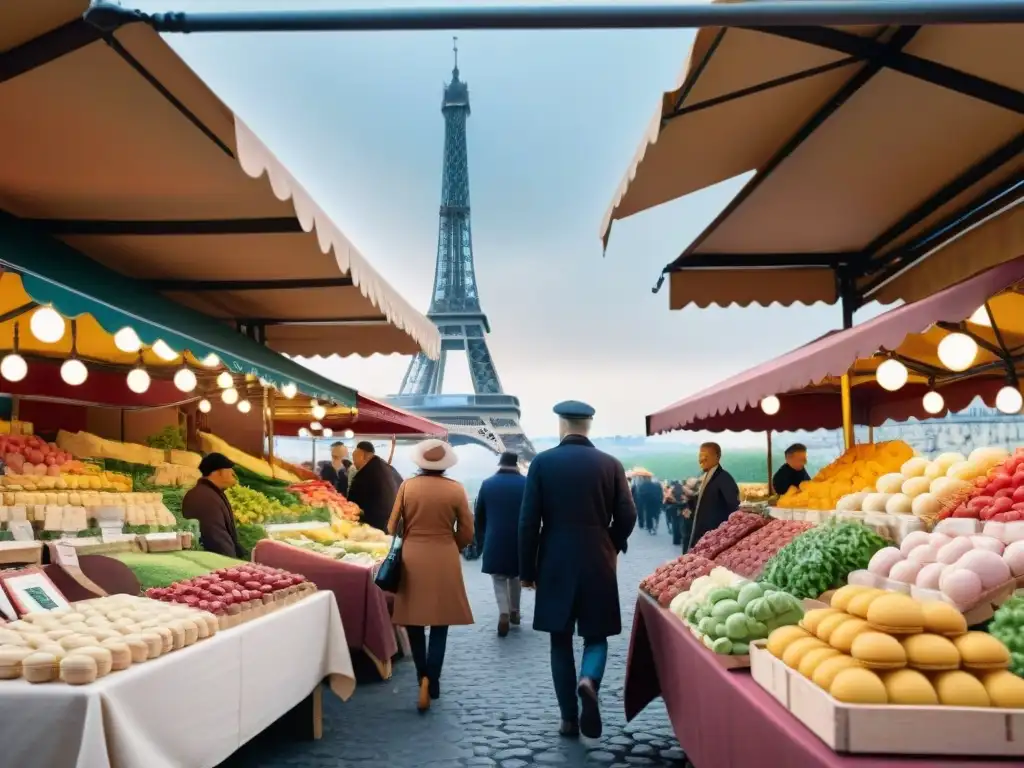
[876,473,905,494]
[886,493,914,515]
[901,476,931,498]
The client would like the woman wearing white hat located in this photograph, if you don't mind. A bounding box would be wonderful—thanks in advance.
[387,438,475,712]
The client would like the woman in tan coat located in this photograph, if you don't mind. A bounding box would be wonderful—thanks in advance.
[388,439,474,712]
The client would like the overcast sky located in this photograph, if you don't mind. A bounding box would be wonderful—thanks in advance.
[137,0,879,441]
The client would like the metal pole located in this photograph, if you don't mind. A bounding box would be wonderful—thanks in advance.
[387,435,397,465]
[840,275,856,452]
[868,425,875,444]
[84,1,1024,35]
[766,431,774,492]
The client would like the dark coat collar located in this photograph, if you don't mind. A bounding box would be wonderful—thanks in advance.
[559,434,594,448]
[496,467,521,475]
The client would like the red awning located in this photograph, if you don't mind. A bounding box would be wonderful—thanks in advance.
[648,255,1024,434]
[272,393,446,439]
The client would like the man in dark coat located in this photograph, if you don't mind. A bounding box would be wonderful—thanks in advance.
[319,441,353,497]
[636,476,664,535]
[475,451,527,637]
[520,401,637,740]
[182,453,245,558]
[688,442,741,551]
[347,441,399,532]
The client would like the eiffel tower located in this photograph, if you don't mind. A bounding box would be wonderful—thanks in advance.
[390,40,536,461]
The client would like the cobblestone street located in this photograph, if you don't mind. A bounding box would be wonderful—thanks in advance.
[222,527,687,768]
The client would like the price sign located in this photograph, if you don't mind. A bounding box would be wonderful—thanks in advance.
[9,520,33,541]
[100,523,124,543]
[145,532,178,542]
[54,541,80,569]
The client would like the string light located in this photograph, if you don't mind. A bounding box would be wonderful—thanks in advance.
[937,333,977,372]
[127,367,151,394]
[114,327,142,353]
[995,386,1023,415]
[173,368,197,393]
[312,404,327,420]
[221,387,239,405]
[202,353,220,368]
[298,427,310,438]
[310,421,323,431]
[1,322,27,382]
[216,371,233,389]
[322,428,334,438]
[237,400,252,414]
[29,306,65,344]
[281,382,298,399]
[343,430,354,439]
[60,359,88,386]
[876,359,909,392]
[198,399,212,414]
[760,396,780,415]
[922,391,944,415]
[151,340,178,362]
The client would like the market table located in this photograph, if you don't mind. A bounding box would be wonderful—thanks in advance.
[0,591,354,768]
[252,539,397,678]
[625,593,1016,768]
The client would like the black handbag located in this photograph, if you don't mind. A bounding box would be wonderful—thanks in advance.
[374,516,404,593]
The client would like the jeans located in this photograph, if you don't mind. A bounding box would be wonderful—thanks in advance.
[647,506,660,533]
[406,625,449,683]
[550,632,608,723]
[678,514,693,553]
[491,575,521,615]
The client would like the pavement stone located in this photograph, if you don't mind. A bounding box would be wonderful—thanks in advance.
[218,527,688,767]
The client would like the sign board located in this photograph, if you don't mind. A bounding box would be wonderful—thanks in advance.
[9,520,33,541]
[54,541,80,569]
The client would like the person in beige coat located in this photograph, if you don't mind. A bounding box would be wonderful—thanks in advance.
[388,439,474,712]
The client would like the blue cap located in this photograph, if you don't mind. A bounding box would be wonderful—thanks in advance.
[553,400,595,419]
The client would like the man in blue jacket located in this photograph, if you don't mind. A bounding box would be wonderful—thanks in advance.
[475,451,527,637]
[520,401,637,739]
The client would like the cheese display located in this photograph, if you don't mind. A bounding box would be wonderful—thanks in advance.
[143,562,315,628]
[763,588,1024,707]
[777,441,915,511]
[57,430,202,470]
[199,432,299,483]
[0,594,217,685]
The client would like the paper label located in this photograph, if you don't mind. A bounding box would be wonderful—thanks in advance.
[100,523,124,543]
[144,532,178,542]
[9,520,33,541]
[54,541,80,569]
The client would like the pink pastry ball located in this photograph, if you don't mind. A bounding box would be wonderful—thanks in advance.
[1004,540,1024,577]
[955,549,1011,590]
[937,537,974,565]
[908,545,939,565]
[970,536,1005,555]
[940,569,983,608]
[868,547,904,577]
[888,559,923,584]
[900,531,932,557]
[915,561,947,590]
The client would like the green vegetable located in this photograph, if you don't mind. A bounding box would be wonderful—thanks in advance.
[712,622,728,639]
[711,637,733,655]
[731,641,750,655]
[707,587,736,605]
[746,618,768,637]
[711,599,740,620]
[145,425,186,451]
[236,522,268,557]
[989,596,1024,677]
[698,617,717,635]
[726,613,750,640]
[745,597,774,622]
[737,582,763,608]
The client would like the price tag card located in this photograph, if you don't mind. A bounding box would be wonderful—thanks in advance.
[54,541,80,569]
[60,530,78,541]
[100,523,125,543]
[9,520,34,541]
[145,532,178,542]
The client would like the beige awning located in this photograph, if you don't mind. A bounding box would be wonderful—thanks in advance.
[1,0,440,360]
[601,4,1024,310]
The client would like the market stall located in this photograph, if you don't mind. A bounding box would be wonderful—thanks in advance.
[601,1,1022,314]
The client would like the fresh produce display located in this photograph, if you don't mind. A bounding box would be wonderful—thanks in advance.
[110,551,246,590]
[760,522,888,599]
[268,454,319,481]
[940,447,1024,523]
[777,441,914,510]
[226,485,329,526]
[144,562,315,627]
[233,464,303,505]
[988,595,1024,678]
[145,425,186,451]
[1,468,131,492]
[762,586,1024,708]
[0,490,176,530]
[288,480,361,522]
[689,511,768,560]
[837,447,1007,520]
[237,523,269,557]
[57,429,201,470]
[861,528,1024,610]
[639,554,716,606]
[0,434,75,475]
[715,519,815,578]
[668,566,746,621]
[684,581,804,655]
[0,594,217,685]
[280,537,387,568]
[199,431,299,483]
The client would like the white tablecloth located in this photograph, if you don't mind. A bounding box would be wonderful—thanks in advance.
[0,591,355,768]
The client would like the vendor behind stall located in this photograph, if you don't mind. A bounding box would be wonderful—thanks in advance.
[772,443,811,496]
[348,441,400,532]
[182,452,245,558]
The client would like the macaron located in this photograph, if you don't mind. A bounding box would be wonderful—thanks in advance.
[73,646,113,677]
[812,655,864,690]
[830,667,888,704]
[850,632,907,670]
[798,647,842,679]
[767,626,812,658]
[953,632,1011,671]
[920,601,968,637]
[866,594,925,634]
[901,634,961,671]
[782,637,828,669]
[800,608,839,635]
[0,647,32,680]
[847,589,886,619]
[932,670,991,707]
[22,651,60,683]
[880,669,939,705]
[100,640,132,672]
[830,585,875,613]
[120,635,149,664]
[816,613,856,643]
[828,618,872,653]
[60,655,98,686]
[980,670,1024,709]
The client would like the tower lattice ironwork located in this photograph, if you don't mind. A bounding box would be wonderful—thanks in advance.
[391,40,535,460]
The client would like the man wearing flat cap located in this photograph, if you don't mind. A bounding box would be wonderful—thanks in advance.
[182,452,245,558]
[519,400,637,739]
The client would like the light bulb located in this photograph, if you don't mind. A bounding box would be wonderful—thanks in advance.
[237,399,252,414]
[922,390,944,415]
[221,387,239,405]
[216,371,233,389]
[29,306,65,344]
[202,353,220,368]
[343,429,354,439]
[968,306,992,327]
[937,332,977,372]
[151,340,178,361]
[876,359,909,392]
[281,382,298,399]
[298,427,310,438]
[60,358,88,386]
[114,327,142,353]
[258,377,270,387]
[198,398,212,414]
[322,428,333,438]
[312,404,327,420]
[310,421,323,431]
[127,367,151,394]
[760,395,780,415]
[173,367,197,392]
[995,385,1023,415]
[310,399,319,408]
[0,353,27,382]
